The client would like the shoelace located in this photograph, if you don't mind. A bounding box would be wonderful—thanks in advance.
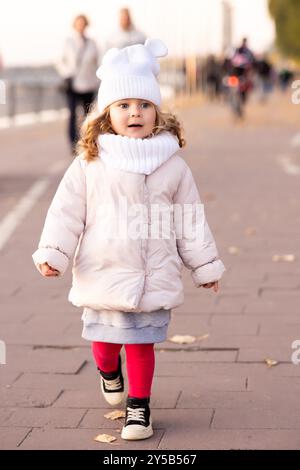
[102,376,122,391]
[126,406,146,423]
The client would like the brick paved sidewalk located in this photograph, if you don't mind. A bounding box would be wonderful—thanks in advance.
[1,92,300,449]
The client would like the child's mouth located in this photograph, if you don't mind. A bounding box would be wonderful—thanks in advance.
[128,124,143,128]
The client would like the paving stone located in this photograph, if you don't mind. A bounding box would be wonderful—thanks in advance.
[2,407,87,429]
[262,273,300,289]
[5,345,88,374]
[212,295,248,314]
[213,405,300,429]
[245,296,300,314]
[12,371,95,391]
[154,361,300,378]
[0,369,23,387]
[237,346,293,363]
[159,428,300,450]
[52,388,180,410]
[259,321,300,336]
[201,334,296,353]
[18,427,165,450]
[221,271,265,289]
[79,408,127,429]
[0,387,62,408]
[177,390,258,409]
[0,427,32,450]
[210,315,260,335]
[247,375,300,392]
[0,409,15,425]
[168,313,212,333]
[154,350,238,362]
[1,317,75,345]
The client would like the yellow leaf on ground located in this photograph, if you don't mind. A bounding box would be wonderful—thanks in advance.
[94,433,117,443]
[264,358,279,367]
[228,246,240,254]
[104,410,125,420]
[272,254,295,262]
[244,227,257,236]
[197,334,210,341]
[169,335,196,344]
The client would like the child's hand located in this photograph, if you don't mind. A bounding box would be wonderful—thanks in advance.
[38,262,60,277]
[202,281,219,293]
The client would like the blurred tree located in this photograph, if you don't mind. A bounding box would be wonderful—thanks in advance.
[269,0,300,59]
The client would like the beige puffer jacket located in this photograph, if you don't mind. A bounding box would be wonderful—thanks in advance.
[32,131,225,312]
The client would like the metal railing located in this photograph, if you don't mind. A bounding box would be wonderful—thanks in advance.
[0,59,207,126]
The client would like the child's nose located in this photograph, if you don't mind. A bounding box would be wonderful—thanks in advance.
[130,106,141,116]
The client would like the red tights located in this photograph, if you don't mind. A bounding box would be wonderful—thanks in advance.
[91,342,155,399]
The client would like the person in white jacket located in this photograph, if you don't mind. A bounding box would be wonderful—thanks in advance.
[32,39,225,441]
[56,14,100,154]
[104,7,146,51]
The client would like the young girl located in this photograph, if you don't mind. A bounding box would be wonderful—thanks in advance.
[32,39,225,441]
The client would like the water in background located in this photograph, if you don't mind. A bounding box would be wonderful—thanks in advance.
[0,65,66,120]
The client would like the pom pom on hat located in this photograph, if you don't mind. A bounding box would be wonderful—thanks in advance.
[144,38,168,59]
[97,38,168,113]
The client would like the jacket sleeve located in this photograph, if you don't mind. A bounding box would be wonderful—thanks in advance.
[32,156,87,276]
[173,163,225,287]
[55,38,74,79]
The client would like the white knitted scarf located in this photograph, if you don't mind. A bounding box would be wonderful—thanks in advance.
[97,131,180,175]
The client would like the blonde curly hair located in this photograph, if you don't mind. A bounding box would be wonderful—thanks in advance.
[76,101,186,162]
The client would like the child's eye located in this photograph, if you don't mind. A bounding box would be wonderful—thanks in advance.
[140,102,150,108]
[119,103,129,109]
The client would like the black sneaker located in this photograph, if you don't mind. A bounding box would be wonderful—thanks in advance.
[121,396,153,440]
[98,354,125,406]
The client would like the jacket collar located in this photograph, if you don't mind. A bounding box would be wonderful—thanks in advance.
[97,131,180,175]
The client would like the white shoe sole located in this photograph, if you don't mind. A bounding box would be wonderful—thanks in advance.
[121,418,153,440]
[100,379,125,406]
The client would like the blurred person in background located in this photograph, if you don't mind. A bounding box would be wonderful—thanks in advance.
[234,37,256,65]
[278,66,294,93]
[255,54,275,103]
[220,40,256,119]
[104,7,146,51]
[56,14,100,155]
[227,38,256,105]
[203,54,222,101]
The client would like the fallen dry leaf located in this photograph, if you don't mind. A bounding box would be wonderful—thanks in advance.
[169,335,196,344]
[228,246,240,254]
[197,334,210,341]
[272,254,295,262]
[104,410,125,420]
[264,358,279,368]
[94,433,117,443]
[244,227,257,236]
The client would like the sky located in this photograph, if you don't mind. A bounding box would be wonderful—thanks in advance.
[0,0,275,67]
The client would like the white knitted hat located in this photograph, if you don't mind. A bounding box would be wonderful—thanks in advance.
[96,38,168,113]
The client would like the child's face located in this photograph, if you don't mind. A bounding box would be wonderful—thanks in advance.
[109,99,156,139]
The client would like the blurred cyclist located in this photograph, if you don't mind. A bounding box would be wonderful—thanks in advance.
[228,38,256,103]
